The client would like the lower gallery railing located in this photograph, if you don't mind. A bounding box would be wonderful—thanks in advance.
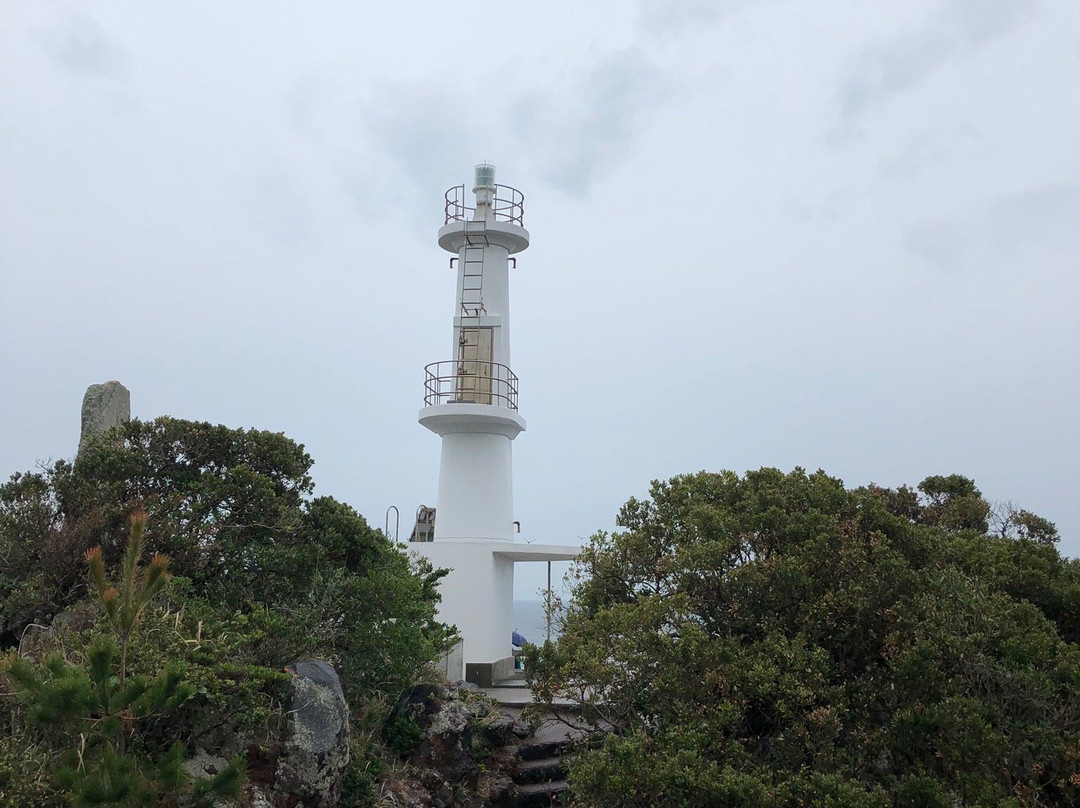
[423,360,519,410]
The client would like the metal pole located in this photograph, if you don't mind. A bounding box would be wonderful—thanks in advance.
[546,561,552,642]
[384,506,399,542]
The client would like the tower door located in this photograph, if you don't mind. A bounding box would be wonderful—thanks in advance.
[457,326,493,404]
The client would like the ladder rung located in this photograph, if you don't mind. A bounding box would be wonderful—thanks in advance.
[460,229,485,327]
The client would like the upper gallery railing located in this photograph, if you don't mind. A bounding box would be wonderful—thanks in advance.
[444,184,525,226]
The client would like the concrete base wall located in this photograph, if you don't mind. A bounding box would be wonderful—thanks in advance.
[434,639,465,682]
[465,655,515,688]
[408,542,514,667]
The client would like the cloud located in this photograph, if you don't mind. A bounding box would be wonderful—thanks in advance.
[368,93,476,197]
[511,48,666,196]
[350,84,477,220]
[245,164,316,248]
[902,182,1080,270]
[349,47,669,202]
[636,0,753,38]
[839,0,1037,119]
[879,123,981,180]
[983,182,1080,253]
[904,219,970,272]
[34,13,128,80]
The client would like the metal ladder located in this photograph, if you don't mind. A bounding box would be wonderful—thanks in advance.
[460,222,487,319]
[456,220,490,402]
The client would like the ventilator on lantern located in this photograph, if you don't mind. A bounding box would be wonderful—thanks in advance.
[409,164,578,687]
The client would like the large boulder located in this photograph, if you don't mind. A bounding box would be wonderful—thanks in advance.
[184,659,350,807]
[78,381,130,454]
[388,682,478,786]
[275,659,350,807]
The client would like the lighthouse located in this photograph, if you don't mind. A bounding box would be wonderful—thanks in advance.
[411,165,578,687]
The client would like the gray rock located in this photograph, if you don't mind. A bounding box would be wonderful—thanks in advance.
[481,715,515,745]
[183,749,231,783]
[276,659,350,807]
[480,771,514,806]
[411,700,478,785]
[79,381,130,454]
[432,779,454,808]
[427,699,471,738]
[286,659,345,701]
[392,683,445,727]
[247,789,275,808]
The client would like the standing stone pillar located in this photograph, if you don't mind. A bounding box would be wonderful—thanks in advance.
[78,381,130,455]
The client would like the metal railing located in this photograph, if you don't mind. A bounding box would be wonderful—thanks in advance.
[444,184,525,226]
[423,360,519,410]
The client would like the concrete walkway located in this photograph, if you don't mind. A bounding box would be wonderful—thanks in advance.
[480,674,579,709]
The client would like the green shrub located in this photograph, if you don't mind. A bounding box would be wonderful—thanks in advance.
[529,468,1080,807]
[8,514,245,807]
[384,713,425,754]
[1,418,452,719]
[339,736,384,808]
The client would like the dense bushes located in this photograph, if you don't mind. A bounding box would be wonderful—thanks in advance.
[9,512,244,806]
[0,417,452,805]
[528,468,1080,807]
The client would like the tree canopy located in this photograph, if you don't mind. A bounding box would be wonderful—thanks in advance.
[1,416,450,699]
[528,468,1080,808]
[1,417,452,806]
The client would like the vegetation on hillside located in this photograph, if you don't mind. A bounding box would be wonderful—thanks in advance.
[527,468,1080,807]
[6,418,1077,807]
[0,417,453,806]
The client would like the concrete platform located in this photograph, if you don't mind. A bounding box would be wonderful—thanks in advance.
[481,676,579,709]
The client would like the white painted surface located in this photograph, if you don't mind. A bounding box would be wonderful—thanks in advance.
[433,432,515,541]
[435,639,465,682]
[491,543,582,562]
[438,220,529,254]
[415,170,554,669]
[412,541,582,667]
[412,541,515,665]
[418,403,525,438]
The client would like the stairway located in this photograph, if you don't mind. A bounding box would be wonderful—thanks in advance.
[513,732,572,807]
[483,677,607,807]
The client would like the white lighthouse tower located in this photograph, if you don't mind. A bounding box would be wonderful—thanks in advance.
[411,165,577,687]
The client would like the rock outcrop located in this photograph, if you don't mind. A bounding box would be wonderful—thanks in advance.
[381,681,528,808]
[275,659,351,807]
[78,380,130,454]
[184,658,350,808]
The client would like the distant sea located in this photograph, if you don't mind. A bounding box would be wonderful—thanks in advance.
[512,599,560,644]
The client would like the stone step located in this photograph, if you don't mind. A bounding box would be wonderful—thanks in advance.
[493,676,529,689]
[515,739,567,762]
[514,779,569,808]
[514,756,568,785]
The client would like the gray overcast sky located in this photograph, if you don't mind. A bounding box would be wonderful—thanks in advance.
[2,1,1078,599]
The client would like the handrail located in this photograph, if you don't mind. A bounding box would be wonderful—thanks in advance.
[423,360,519,410]
[444,184,525,226]
[384,505,399,542]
